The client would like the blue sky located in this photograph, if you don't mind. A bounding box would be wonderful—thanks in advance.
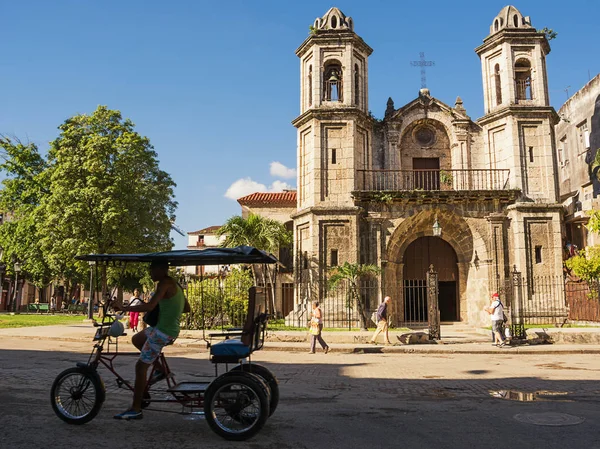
[2,0,599,249]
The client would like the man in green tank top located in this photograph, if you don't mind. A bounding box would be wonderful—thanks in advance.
[113,260,190,420]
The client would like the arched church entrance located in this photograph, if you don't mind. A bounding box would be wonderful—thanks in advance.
[403,237,459,322]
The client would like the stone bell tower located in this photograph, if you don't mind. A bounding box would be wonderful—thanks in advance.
[292,7,373,299]
[476,5,563,283]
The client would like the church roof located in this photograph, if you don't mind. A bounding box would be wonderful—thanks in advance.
[237,191,297,207]
[313,7,354,32]
[489,5,532,35]
[388,89,471,122]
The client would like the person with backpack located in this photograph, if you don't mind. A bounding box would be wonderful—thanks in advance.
[486,292,506,347]
[369,296,392,345]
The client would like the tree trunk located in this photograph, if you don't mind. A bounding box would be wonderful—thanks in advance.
[352,283,368,330]
[266,265,278,318]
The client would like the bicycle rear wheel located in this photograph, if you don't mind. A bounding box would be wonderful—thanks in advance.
[51,367,104,424]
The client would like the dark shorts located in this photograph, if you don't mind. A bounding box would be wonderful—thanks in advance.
[492,320,504,333]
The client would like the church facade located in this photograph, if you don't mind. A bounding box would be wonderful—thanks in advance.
[290,6,565,327]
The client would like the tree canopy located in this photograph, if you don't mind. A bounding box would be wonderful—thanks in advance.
[0,106,177,290]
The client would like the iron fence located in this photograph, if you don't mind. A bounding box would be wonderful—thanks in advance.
[284,280,380,329]
[356,168,511,192]
[182,277,253,331]
[565,280,600,322]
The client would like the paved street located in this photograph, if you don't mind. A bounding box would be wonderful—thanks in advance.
[1,337,600,449]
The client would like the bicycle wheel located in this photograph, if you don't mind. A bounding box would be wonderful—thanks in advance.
[204,373,269,441]
[51,367,104,425]
[230,363,279,416]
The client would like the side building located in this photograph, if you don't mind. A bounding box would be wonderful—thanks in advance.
[556,74,600,250]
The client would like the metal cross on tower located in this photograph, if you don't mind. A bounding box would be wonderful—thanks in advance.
[410,52,435,89]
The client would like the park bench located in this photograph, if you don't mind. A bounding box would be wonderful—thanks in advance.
[27,303,50,313]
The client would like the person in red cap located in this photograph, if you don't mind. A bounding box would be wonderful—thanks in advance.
[486,292,506,347]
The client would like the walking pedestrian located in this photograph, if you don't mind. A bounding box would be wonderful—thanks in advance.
[486,292,506,347]
[128,289,143,332]
[308,301,329,354]
[369,296,392,345]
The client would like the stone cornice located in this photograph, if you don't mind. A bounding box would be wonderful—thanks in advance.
[477,105,559,126]
[505,202,564,213]
[292,107,373,128]
[352,190,522,206]
[475,29,551,56]
[296,31,374,58]
[291,205,362,219]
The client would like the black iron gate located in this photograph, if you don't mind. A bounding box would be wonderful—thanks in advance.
[499,267,568,340]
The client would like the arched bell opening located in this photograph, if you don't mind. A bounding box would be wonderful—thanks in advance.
[323,61,343,102]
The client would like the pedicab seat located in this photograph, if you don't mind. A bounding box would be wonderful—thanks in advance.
[210,339,251,358]
[210,313,267,364]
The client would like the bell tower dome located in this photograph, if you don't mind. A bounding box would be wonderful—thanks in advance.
[296,7,372,114]
[476,5,551,114]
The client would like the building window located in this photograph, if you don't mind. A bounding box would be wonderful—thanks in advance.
[529,147,534,163]
[494,64,502,105]
[577,121,590,154]
[303,251,309,269]
[535,246,542,264]
[354,64,360,106]
[308,65,312,107]
[558,136,567,165]
[494,19,499,32]
[515,59,533,100]
[513,14,519,27]
[323,62,343,102]
[332,148,337,164]
[330,249,338,267]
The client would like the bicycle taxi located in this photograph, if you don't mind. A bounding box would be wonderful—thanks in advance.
[50,246,279,441]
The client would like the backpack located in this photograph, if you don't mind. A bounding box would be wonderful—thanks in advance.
[370,311,379,325]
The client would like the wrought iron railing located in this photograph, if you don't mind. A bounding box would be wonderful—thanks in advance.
[356,169,511,192]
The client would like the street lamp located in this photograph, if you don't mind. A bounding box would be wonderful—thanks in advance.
[12,260,21,314]
[88,260,95,320]
[432,215,442,237]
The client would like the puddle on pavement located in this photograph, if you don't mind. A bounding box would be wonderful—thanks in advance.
[490,390,569,402]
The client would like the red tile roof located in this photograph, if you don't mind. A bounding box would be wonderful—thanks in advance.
[237,191,297,206]
[188,225,222,236]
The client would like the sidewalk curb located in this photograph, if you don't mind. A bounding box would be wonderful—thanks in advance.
[5,333,600,355]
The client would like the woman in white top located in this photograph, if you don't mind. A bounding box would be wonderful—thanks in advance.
[486,292,505,347]
[309,301,329,354]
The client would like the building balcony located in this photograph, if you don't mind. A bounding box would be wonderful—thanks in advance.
[354,169,519,204]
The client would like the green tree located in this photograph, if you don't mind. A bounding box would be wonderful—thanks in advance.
[328,262,381,330]
[41,106,177,295]
[0,137,54,296]
[0,107,177,304]
[217,214,292,314]
[565,246,600,283]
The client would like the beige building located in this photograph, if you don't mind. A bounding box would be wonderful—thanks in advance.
[237,192,296,317]
[185,225,225,276]
[289,6,565,327]
[556,74,600,250]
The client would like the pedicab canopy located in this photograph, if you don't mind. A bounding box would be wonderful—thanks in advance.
[75,245,278,266]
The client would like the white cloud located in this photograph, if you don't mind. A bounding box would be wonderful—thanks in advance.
[269,180,294,191]
[270,161,296,179]
[224,178,295,200]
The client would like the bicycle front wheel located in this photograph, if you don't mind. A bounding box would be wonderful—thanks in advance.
[51,367,104,424]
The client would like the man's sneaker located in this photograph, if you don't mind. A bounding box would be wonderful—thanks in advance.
[114,410,143,420]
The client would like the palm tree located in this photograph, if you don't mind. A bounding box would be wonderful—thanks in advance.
[217,214,292,315]
[328,262,381,330]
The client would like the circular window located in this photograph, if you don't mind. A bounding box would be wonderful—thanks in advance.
[413,126,436,147]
